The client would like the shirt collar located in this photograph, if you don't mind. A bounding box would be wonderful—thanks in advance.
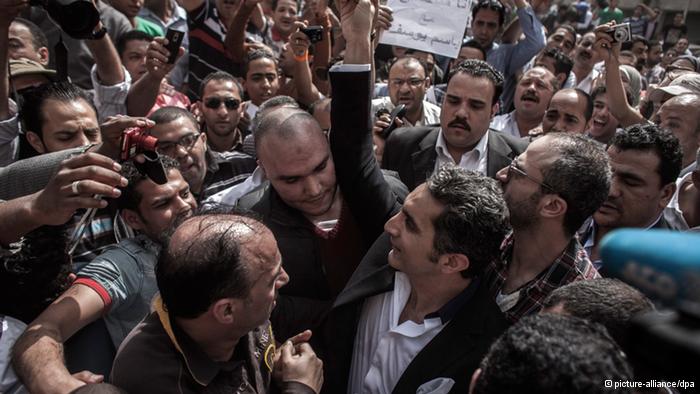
[435,128,489,162]
[425,276,481,324]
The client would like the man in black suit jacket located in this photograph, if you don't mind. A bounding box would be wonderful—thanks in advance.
[382,59,528,190]
[316,2,510,393]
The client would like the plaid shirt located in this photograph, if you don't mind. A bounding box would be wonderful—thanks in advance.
[483,232,600,323]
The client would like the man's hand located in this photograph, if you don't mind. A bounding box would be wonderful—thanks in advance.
[97,115,155,159]
[593,22,621,64]
[146,37,185,81]
[374,4,393,33]
[290,22,312,59]
[29,153,127,226]
[0,0,27,26]
[372,113,402,164]
[72,370,104,385]
[336,0,376,43]
[276,340,323,394]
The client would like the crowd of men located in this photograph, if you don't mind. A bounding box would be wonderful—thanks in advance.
[0,0,698,392]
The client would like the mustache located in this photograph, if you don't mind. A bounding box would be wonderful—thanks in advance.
[448,118,470,130]
[521,91,539,102]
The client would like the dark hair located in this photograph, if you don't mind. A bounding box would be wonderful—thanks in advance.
[387,56,429,77]
[156,214,263,318]
[471,0,505,28]
[538,47,574,81]
[271,0,296,11]
[460,39,487,60]
[611,123,683,186]
[622,35,648,52]
[473,314,634,394]
[543,278,654,349]
[12,18,49,51]
[199,71,243,99]
[243,49,278,77]
[553,24,577,44]
[148,105,199,130]
[0,225,72,323]
[117,156,181,211]
[20,82,96,138]
[540,133,611,235]
[116,30,153,57]
[445,59,504,106]
[426,166,510,278]
[648,39,660,49]
[574,88,593,122]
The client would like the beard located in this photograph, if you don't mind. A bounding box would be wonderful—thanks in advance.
[508,190,542,230]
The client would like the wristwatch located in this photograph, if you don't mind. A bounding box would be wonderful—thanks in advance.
[91,26,108,40]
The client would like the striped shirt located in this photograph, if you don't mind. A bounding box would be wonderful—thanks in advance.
[186,0,241,100]
[200,149,257,202]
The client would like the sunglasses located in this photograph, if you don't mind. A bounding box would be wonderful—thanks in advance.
[204,97,240,110]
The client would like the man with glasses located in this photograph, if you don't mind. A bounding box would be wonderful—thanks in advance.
[196,71,245,153]
[148,106,256,201]
[484,132,609,322]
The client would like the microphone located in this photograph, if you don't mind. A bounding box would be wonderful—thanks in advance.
[600,229,700,306]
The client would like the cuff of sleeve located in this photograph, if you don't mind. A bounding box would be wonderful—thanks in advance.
[329,64,371,73]
[74,278,113,312]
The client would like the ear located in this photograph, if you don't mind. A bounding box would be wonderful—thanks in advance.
[200,131,207,145]
[468,368,481,394]
[437,253,470,275]
[490,102,500,118]
[38,47,50,66]
[25,131,46,154]
[539,194,567,220]
[424,76,431,89]
[257,159,266,176]
[211,298,239,324]
[659,182,676,208]
[121,208,146,231]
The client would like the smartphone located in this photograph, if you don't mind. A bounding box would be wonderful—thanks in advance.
[381,104,407,139]
[164,28,184,64]
[301,26,324,43]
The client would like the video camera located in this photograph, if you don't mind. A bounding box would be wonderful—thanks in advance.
[29,0,101,39]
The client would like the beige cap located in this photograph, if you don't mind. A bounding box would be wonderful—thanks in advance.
[9,58,56,80]
[649,73,700,102]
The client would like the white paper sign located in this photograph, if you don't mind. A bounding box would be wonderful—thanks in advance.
[379,0,473,58]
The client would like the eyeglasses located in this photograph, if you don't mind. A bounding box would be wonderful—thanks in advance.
[390,78,426,88]
[156,133,200,156]
[204,97,240,110]
[506,157,556,193]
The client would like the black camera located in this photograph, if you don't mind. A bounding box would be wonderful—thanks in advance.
[120,128,167,185]
[301,26,324,43]
[607,22,631,43]
[29,0,101,39]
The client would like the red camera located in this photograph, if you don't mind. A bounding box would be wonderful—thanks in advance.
[120,127,158,161]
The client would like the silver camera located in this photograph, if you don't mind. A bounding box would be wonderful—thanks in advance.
[608,22,631,43]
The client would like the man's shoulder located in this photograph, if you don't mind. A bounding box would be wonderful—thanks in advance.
[386,125,439,148]
[111,312,183,391]
[487,128,528,152]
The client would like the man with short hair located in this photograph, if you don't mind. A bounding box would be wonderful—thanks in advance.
[621,35,648,72]
[541,88,592,135]
[468,0,545,110]
[242,50,281,122]
[8,18,49,66]
[666,148,700,229]
[571,32,599,94]
[425,40,486,106]
[469,314,634,394]
[644,40,664,85]
[110,213,323,393]
[588,86,620,145]
[654,94,700,174]
[372,57,440,128]
[579,124,683,269]
[542,278,654,348]
[382,59,527,190]
[545,24,577,56]
[148,106,256,201]
[491,67,558,138]
[319,4,510,391]
[484,132,607,322]
[197,71,245,153]
[534,47,574,89]
[12,157,196,394]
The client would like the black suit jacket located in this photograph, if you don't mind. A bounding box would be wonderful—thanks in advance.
[323,69,508,394]
[382,126,528,190]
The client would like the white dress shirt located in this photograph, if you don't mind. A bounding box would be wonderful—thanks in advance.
[434,129,489,175]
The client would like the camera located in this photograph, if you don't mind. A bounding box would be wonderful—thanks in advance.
[301,26,324,43]
[120,128,167,185]
[607,22,631,43]
[29,0,101,39]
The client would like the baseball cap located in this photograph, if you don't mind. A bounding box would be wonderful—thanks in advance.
[9,58,57,80]
[648,73,700,102]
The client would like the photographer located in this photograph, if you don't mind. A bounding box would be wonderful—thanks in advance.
[12,156,197,394]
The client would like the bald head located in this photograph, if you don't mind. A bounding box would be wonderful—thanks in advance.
[542,88,592,134]
[157,214,270,318]
[656,93,700,168]
[254,107,326,153]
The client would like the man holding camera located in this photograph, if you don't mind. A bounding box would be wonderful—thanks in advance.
[12,156,197,394]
